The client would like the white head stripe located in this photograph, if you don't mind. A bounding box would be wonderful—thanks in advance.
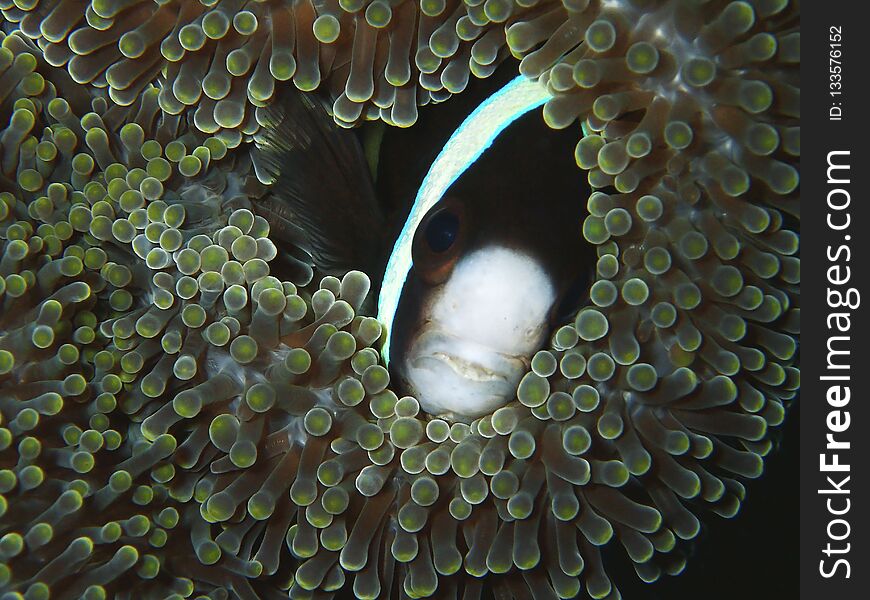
[377,75,552,364]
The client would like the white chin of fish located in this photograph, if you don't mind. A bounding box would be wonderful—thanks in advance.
[399,247,557,420]
[404,329,533,421]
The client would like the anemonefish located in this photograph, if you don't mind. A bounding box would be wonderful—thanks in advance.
[252,74,592,422]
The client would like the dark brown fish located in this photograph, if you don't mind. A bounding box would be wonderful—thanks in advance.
[253,77,592,421]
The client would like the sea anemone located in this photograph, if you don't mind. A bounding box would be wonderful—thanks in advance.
[0,1,798,599]
[4,0,528,132]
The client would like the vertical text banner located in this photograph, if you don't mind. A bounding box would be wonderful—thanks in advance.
[801,2,866,598]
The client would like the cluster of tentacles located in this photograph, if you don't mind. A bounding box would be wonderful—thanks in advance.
[0,1,798,600]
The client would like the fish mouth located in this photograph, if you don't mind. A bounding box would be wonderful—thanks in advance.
[401,328,530,420]
[427,351,511,383]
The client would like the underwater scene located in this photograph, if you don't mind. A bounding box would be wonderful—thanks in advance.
[0,1,799,599]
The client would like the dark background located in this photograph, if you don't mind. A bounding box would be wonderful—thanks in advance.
[617,404,799,599]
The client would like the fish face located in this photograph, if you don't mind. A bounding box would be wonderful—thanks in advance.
[389,132,590,421]
[379,77,594,422]
[398,244,557,420]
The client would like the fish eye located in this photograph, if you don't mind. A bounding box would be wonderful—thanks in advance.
[424,209,460,253]
[411,199,468,285]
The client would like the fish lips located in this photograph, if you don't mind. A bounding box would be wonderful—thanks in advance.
[400,327,531,421]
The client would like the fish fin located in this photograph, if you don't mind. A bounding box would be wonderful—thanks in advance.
[361,120,386,182]
[252,89,386,276]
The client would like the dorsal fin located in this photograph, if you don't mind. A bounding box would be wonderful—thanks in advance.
[252,90,386,277]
